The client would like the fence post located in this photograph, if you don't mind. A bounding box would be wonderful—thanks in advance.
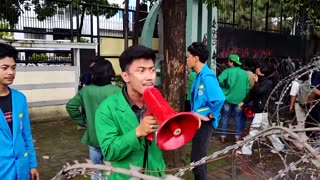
[133,0,140,45]
[250,0,253,30]
[232,0,236,29]
[90,4,94,43]
[123,0,129,49]
[96,4,100,57]
[76,0,80,42]
[207,6,213,68]
[265,1,269,32]
[197,0,203,41]
[70,1,74,42]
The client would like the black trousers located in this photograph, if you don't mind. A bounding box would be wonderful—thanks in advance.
[190,121,214,180]
[305,103,320,137]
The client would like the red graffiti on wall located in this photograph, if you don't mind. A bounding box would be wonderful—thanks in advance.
[219,47,273,59]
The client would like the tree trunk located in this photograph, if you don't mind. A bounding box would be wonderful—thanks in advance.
[162,0,187,168]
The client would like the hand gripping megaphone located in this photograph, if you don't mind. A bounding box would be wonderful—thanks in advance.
[143,87,200,150]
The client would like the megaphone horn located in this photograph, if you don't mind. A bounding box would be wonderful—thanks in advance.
[143,87,200,150]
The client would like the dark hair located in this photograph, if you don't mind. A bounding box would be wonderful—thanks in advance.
[0,43,18,62]
[230,60,241,67]
[299,73,309,82]
[119,45,156,71]
[257,65,271,77]
[91,59,115,86]
[187,42,209,63]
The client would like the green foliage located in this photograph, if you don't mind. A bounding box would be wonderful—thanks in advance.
[203,0,220,8]
[28,53,48,61]
[32,0,120,21]
[141,0,157,6]
[205,0,320,32]
[213,0,294,33]
[280,0,320,31]
[0,0,120,25]
[0,22,13,39]
[79,37,89,43]
[0,0,24,26]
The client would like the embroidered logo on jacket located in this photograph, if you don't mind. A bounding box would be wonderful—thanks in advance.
[198,85,204,95]
[19,113,23,118]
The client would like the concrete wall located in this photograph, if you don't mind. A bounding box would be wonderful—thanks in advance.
[11,66,78,121]
[100,37,159,75]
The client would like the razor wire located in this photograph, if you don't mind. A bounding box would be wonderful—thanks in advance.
[53,59,320,179]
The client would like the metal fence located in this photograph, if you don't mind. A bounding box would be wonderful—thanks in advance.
[217,0,297,35]
[0,0,149,63]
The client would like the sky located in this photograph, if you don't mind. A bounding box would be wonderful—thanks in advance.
[108,0,136,8]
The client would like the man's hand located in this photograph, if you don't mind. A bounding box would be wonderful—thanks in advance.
[136,115,158,137]
[194,113,210,121]
[289,106,294,112]
[238,102,244,109]
[30,168,39,180]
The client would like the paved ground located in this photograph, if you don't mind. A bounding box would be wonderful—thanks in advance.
[31,118,262,180]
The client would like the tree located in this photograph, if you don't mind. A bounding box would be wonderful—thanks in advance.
[215,0,295,33]
[210,0,320,32]
[31,0,119,37]
[0,0,24,27]
[281,0,320,31]
[161,0,187,167]
[0,0,119,35]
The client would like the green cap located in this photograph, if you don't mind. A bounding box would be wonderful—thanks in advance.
[229,54,241,65]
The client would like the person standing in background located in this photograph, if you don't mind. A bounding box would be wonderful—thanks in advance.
[187,42,225,180]
[218,54,250,142]
[185,69,196,111]
[66,59,121,180]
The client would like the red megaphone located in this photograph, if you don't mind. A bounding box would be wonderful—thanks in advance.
[143,87,200,150]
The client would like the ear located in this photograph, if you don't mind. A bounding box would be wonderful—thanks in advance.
[194,56,200,62]
[121,71,130,83]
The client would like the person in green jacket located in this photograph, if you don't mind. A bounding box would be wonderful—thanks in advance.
[66,59,121,180]
[185,69,197,111]
[218,54,250,142]
[95,45,166,180]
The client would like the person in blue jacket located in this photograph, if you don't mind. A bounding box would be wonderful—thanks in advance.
[0,43,39,180]
[187,42,225,180]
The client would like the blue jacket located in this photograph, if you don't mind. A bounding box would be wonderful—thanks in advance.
[190,65,225,128]
[0,88,37,180]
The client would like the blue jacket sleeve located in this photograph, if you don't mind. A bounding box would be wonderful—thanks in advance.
[204,75,225,127]
[22,96,38,168]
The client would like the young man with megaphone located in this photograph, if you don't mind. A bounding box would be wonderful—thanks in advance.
[95,45,166,179]
[187,42,225,180]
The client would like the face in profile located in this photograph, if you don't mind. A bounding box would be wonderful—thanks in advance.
[186,51,196,69]
[0,57,16,86]
[121,58,156,95]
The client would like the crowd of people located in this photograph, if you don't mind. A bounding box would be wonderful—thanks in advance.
[0,41,319,180]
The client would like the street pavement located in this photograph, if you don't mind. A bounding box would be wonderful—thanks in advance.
[31,118,263,180]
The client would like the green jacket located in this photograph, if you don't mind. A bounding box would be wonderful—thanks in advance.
[218,66,250,104]
[187,70,197,101]
[95,91,166,180]
[66,84,120,148]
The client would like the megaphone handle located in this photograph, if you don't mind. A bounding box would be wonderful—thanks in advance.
[145,111,154,141]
